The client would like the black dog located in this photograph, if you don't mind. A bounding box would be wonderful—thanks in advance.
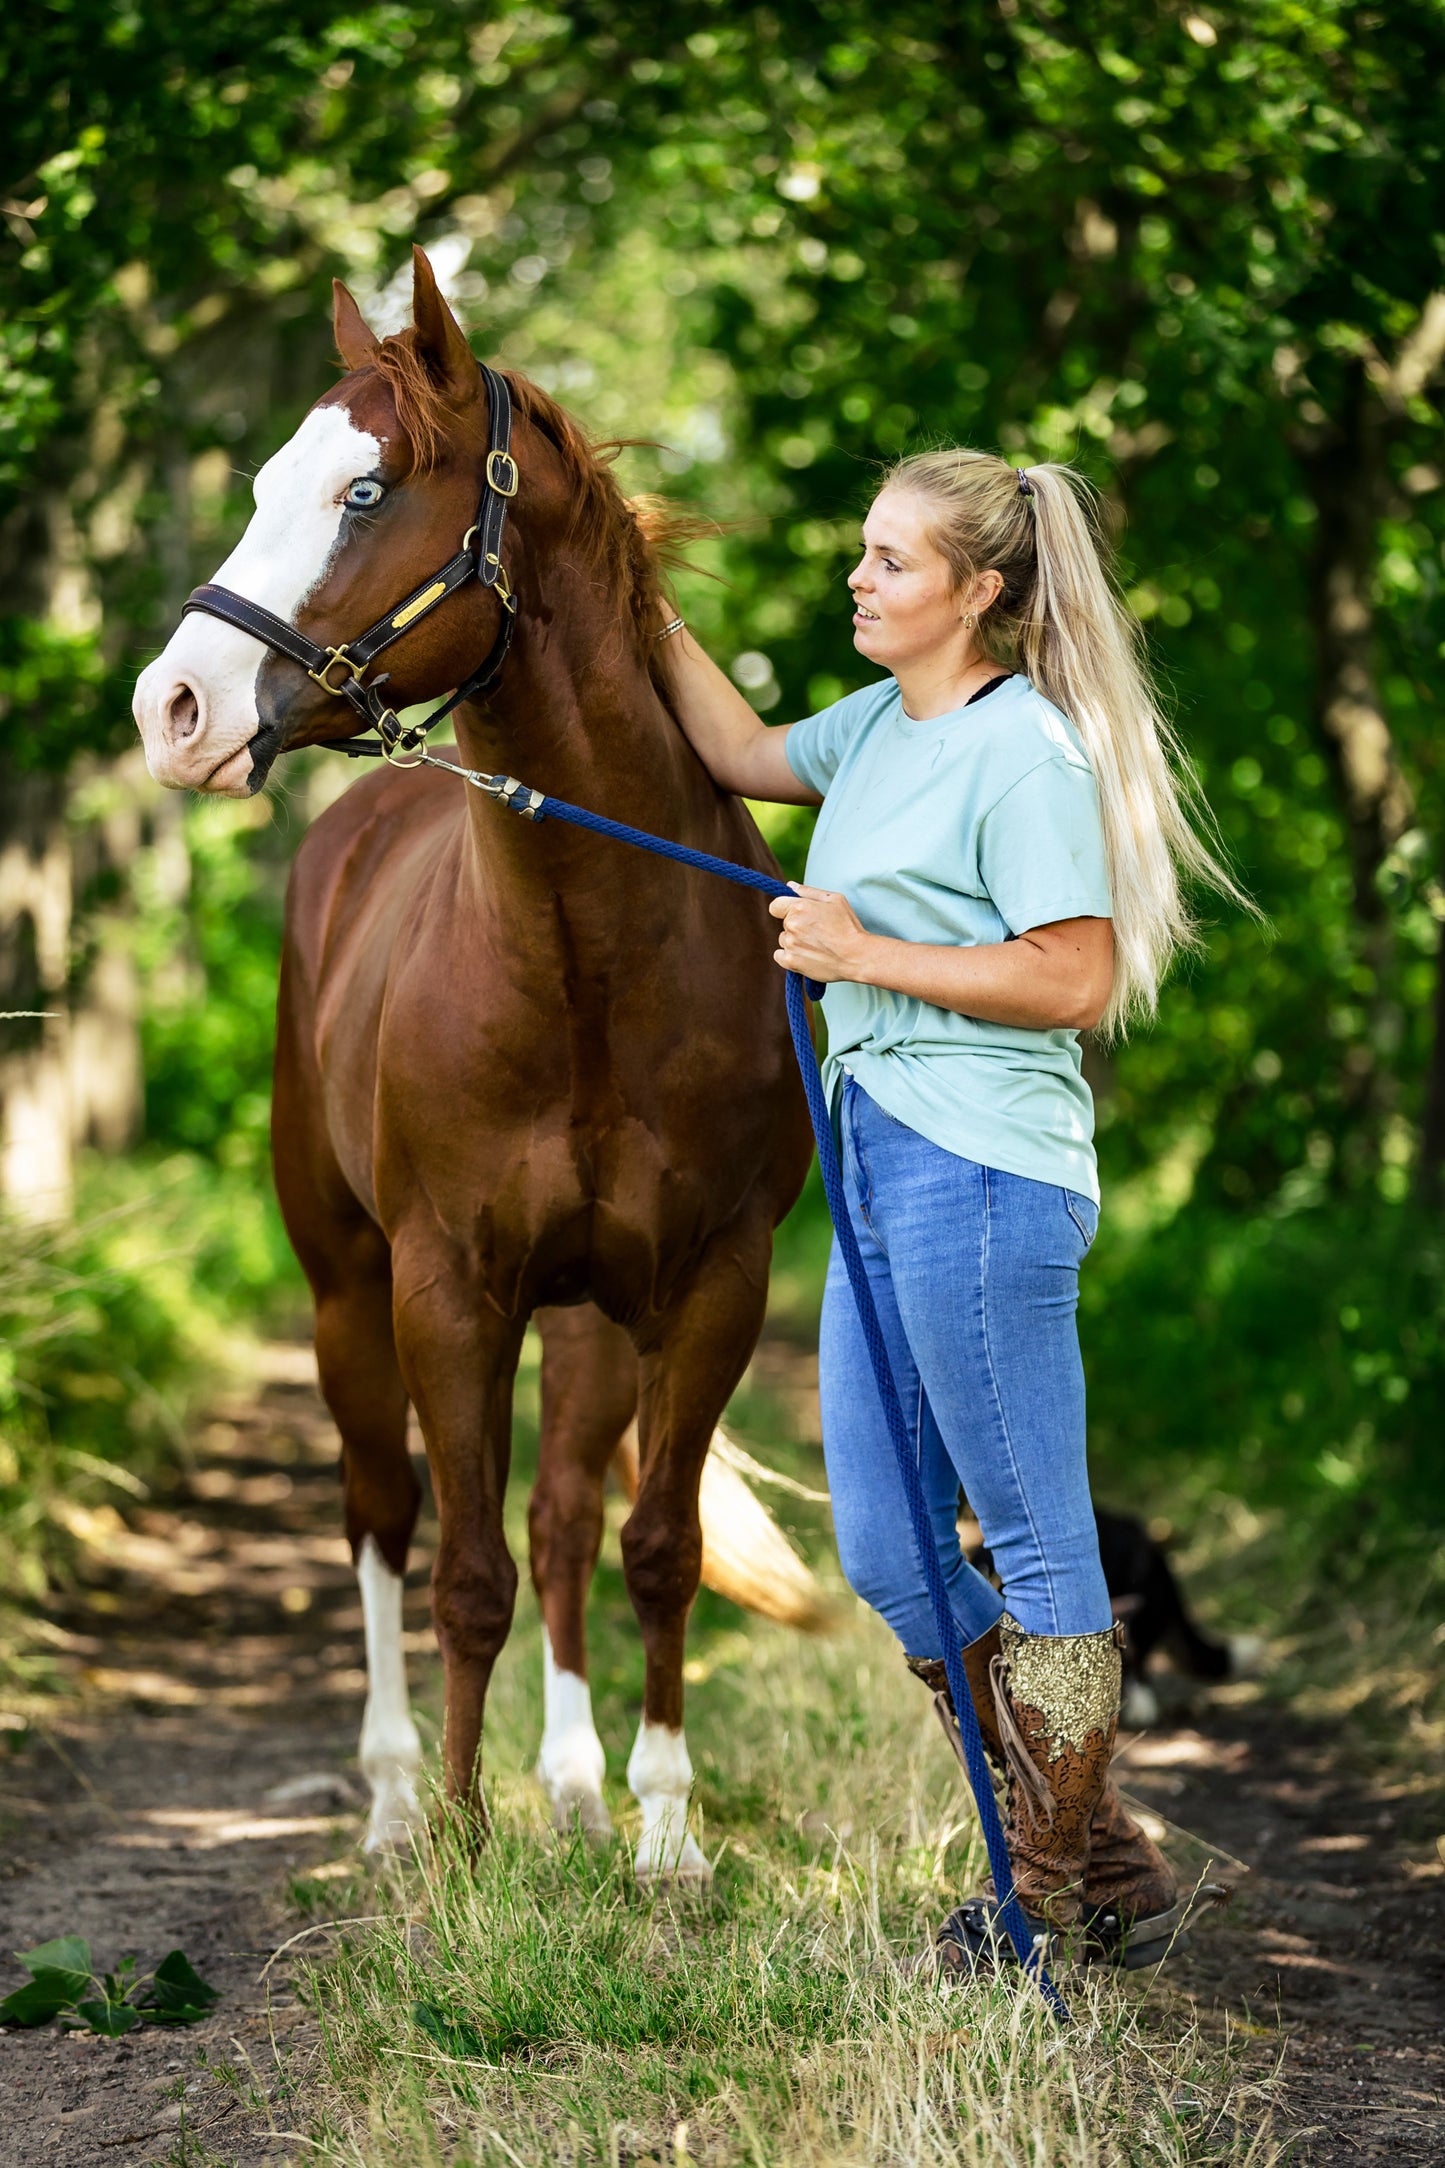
[966,1505,1261,1727]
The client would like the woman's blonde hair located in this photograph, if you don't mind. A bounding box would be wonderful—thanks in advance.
[881,448,1248,1039]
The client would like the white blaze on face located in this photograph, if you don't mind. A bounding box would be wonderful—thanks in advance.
[537,1627,611,1841]
[627,1718,712,1882]
[133,404,383,795]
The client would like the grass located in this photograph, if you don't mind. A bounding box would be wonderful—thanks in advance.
[283,1477,1283,2167]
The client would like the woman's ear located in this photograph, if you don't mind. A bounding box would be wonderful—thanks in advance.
[967,568,1007,619]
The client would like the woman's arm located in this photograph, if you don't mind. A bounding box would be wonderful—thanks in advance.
[770,887,1115,1033]
[659,627,822,804]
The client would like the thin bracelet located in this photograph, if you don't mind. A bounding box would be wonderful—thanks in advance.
[654,616,686,641]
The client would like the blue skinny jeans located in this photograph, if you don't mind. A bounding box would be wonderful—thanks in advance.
[820,1075,1112,1653]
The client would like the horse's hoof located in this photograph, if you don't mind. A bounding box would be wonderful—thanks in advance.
[551,1788,613,1845]
[635,1829,712,1887]
[363,1816,422,1857]
[362,1777,426,1856]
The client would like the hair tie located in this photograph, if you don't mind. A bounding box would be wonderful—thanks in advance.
[1016,468,1035,497]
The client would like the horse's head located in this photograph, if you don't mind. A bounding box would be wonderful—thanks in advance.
[134,250,510,795]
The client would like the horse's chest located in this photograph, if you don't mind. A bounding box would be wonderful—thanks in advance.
[375,981,783,1239]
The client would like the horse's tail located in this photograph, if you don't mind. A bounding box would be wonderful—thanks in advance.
[611,1422,838,1634]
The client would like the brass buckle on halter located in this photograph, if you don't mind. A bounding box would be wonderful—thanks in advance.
[486,449,519,497]
[308,645,363,696]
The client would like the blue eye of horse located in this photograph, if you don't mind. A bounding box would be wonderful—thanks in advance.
[345,478,386,509]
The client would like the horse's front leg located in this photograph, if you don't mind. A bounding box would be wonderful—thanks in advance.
[531,1304,638,1841]
[622,1230,771,1883]
[392,1249,525,1823]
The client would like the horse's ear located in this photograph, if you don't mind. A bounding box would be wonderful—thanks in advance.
[411,246,480,400]
[333,280,381,371]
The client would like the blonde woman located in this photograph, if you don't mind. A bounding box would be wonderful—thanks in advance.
[660,449,1239,1971]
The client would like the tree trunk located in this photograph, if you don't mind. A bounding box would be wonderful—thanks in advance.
[0,763,74,1219]
[1304,366,1413,919]
[1419,869,1445,1205]
[1300,362,1414,1166]
[68,747,150,1156]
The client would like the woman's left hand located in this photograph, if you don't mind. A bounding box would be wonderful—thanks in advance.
[768,884,875,982]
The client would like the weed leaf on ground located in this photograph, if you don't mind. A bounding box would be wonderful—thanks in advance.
[1,1938,95,2024]
[74,1997,142,2037]
[0,1971,87,2026]
[16,1936,92,1978]
[1,1938,218,2034]
[141,1948,221,2020]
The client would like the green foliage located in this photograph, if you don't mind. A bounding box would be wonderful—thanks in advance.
[136,794,295,1170]
[630,3,1445,1211]
[0,1937,218,2034]
[1085,1198,1445,1539]
[0,617,115,775]
[3,1,1442,1609]
[0,1151,302,1651]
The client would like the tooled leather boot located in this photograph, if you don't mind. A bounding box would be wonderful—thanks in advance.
[1081,1768,1177,1932]
[986,1612,1120,1930]
[908,1619,1177,1942]
[911,1616,1184,1967]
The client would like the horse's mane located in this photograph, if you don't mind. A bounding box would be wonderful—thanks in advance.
[368,330,711,684]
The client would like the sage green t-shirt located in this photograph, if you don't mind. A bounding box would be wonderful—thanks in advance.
[783,673,1113,1202]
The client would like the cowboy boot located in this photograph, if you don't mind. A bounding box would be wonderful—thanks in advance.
[985,1612,1119,1930]
[908,1621,1178,1955]
[912,1616,1170,1969]
[910,1615,1117,1957]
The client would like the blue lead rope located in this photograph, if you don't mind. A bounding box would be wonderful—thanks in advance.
[450,761,1066,2018]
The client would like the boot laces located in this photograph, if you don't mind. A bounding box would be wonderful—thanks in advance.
[989,1651,1055,1832]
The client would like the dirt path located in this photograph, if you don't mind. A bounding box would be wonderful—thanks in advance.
[1,1346,1442,2165]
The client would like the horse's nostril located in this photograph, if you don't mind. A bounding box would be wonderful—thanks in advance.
[168,684,200,741]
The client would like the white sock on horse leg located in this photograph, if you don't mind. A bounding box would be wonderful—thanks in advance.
[356,1535,424,1852]
[626,1718,711,1882]
[537,1628,611,1840]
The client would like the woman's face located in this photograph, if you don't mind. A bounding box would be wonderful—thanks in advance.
[848,488,970,669]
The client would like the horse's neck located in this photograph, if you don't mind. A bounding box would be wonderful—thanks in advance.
[446,594,719,923]
[450,600,708,844]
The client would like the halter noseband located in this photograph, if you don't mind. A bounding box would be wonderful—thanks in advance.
[181,362,520,764]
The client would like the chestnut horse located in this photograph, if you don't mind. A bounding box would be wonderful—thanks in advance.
[134,251,811,1874]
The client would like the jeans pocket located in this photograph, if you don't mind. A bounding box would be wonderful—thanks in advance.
[1064,1189,1099,1253]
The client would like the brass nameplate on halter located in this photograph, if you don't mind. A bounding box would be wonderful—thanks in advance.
[391,580,448,632]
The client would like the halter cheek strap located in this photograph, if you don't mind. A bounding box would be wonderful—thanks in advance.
[181,363,519,763]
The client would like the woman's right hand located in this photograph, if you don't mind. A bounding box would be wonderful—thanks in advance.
[657,624,822,805]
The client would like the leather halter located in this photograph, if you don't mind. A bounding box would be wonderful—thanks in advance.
[181,362,519,764]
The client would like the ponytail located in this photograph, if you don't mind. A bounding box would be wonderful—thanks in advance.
[882,449,1251,1039]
